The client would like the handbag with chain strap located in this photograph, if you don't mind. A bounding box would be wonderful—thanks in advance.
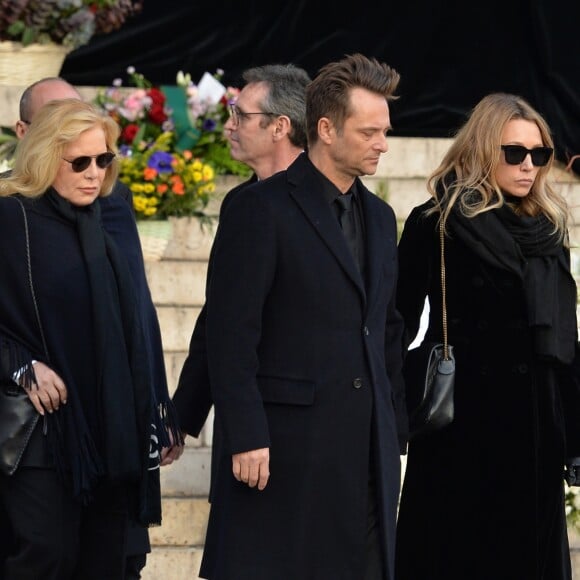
[403,218,455,439]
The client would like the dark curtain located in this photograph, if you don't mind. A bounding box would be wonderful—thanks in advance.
[61,0,580,175]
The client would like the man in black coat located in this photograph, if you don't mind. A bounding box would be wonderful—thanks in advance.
[199,54,407,580]
[171,64,310,440]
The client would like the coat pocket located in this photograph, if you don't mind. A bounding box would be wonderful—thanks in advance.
[257,375,315,406]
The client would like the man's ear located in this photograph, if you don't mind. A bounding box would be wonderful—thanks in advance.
[15,120,28,140]
[317,117,334,145]
[272,115,291,142]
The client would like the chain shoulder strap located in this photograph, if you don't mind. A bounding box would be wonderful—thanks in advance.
[439,218,449,360]
[13,197,50,361]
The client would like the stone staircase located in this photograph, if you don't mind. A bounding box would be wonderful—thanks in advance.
[140,137,580,579]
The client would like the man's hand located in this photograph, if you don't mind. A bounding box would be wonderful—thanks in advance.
[23,361,67,415]
[160,431,186,466]
[232,447,270,490]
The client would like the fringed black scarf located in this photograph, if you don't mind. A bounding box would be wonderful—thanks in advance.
[448,200,577,364]
[45,189,162,525]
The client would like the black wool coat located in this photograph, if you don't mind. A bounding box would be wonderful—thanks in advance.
[172,175,257,438]
[200,153,407,580]
[395,201,580,580]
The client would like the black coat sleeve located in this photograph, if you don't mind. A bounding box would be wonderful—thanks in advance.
[396,202,437,349]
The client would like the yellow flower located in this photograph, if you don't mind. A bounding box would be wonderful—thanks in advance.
[202,164,214,180]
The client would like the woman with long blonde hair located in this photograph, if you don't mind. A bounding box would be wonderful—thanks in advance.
[396,93,579,580]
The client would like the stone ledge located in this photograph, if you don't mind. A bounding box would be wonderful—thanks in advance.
[142,546,204,580]
[150,497,210,546]
[164,351,188,396]
[160,448,212,498]
[156,306,200,352]
[145,260,208,306]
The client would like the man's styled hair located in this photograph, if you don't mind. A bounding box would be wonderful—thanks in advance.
[305,53,400,146]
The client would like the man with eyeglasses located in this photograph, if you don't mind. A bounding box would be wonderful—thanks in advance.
[172,63,311,446]
[0,77,180,580]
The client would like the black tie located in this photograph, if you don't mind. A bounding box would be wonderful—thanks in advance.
[336,193,359,268]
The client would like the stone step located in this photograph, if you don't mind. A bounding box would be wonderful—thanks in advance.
[142,547,204,580]
[160,447,212,497]
[164,351,188,396]
[150,497,210,546]
[156,305,200,353]
[145,260,208,307]
[141,497,209,580]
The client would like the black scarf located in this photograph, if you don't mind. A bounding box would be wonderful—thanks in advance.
[45,189,161,525]
[448,200,577,364]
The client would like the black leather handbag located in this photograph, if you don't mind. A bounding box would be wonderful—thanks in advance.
[0,384,38,475]
[0,198,46,475]
[403,218,455,440]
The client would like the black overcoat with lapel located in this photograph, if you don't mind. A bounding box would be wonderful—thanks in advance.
[200,153,407,580]
[395,201,580,580]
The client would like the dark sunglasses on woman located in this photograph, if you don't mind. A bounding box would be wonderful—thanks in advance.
[500,145,553,167]
[62,152,116,173]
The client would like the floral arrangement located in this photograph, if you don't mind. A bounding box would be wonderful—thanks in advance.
[118,132,216,220]
[95,67,250,220]
[95,68,171,148]
[175,70,248,177]
[0,0,142,50]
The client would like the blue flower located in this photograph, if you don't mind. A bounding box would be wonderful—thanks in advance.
[202,118,217,132]
[148,151,174,173]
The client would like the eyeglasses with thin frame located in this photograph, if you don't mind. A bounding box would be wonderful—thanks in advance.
[228,104,277,124]
[500,145,553,167]
[62,152,116,173]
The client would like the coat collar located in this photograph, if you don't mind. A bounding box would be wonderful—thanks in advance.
[287,153,394,308]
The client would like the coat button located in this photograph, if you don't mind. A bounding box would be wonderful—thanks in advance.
[363,326,370,336]
[353,378,363,389]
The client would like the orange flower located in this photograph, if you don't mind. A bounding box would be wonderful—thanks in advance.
[157,184,169,194]
[144,167,157,180]
[171,175,185,195]
[182,150,193,160]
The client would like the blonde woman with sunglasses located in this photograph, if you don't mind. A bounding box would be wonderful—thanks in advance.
[0,99,181,579]
[395,93,579,580]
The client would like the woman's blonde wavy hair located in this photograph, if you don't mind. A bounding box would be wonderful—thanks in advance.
[428,92,569,243]
[0,98,120,199]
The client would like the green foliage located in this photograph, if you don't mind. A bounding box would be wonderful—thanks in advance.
[0,0,142,49]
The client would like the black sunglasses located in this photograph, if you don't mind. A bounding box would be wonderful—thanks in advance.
[62,152,116,173]
[500,145,553,167]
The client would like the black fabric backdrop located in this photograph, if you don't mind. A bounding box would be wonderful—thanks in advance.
[61,0,580,175]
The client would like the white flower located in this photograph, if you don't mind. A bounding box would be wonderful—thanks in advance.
[176,71,192,87]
